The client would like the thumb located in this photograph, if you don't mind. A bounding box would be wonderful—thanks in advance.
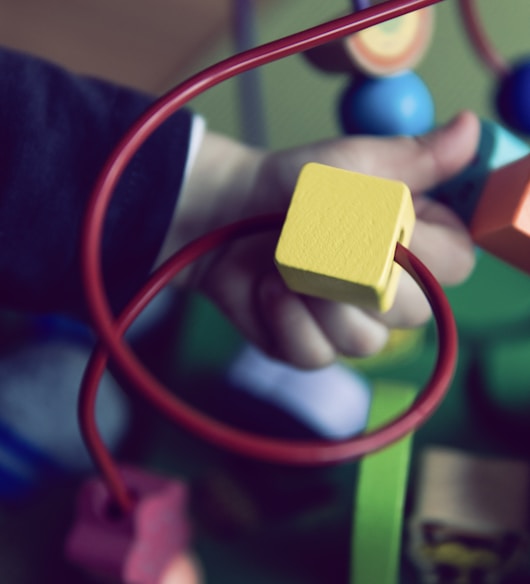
[371,110,481,193]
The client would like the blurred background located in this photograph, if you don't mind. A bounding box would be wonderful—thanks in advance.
[0,1,529,583]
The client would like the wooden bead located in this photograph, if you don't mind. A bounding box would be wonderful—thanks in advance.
[470,153,530,274]
[339,71,434,136]
[274,162,415,312]
[65,466,192,584]
[343,7,435,77]
[429,120,530,226]
[496,59,530,135]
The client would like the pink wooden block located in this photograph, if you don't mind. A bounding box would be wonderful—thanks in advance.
[65,465,191,584]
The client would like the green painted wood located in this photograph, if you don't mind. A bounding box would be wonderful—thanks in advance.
[351,382,417,584]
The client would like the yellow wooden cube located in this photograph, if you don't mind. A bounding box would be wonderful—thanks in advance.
[274,162,415,312]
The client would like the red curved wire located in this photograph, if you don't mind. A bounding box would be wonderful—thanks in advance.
[80,215,457,513]
[79,0,451,512]
[458,0,510,78]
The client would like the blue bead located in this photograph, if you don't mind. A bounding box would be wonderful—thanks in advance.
[496,59,530,135]
[339,71,435,136]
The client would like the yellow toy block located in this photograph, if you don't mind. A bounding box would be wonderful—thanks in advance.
[274,162,415,312]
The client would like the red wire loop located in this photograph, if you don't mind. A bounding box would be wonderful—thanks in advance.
[80,215,458,513]
[458,0,510,78]
[79,0,454,513]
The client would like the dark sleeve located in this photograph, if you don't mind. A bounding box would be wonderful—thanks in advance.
[0,46,193,318]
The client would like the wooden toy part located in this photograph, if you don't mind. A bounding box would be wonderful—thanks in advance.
[351,382,417,584]
[65,466,191,584]
[428,119,530,226]
[344,6,435,77]
[160,554,203,584]
[274,162,415,313]
[470,153,530,274]
[302,38,358,75]
[408,448,530,583]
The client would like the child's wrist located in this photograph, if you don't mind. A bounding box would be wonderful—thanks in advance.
[155,133,266,288]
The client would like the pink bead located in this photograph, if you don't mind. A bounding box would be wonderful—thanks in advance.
[65,465,191,584]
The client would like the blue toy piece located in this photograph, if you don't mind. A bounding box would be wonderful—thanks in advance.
[0,340,130,498]
[496,60,530,135]
[227,345,372,440]
[339,71,434,136]
[428,119,530,225]
[0,286,180,498]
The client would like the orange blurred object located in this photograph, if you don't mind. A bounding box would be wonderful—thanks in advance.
[344,6,435,76]
[160,554,203,584]
[470,154,530,274]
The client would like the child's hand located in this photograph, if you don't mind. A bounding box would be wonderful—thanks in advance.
[163,111,480,369]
